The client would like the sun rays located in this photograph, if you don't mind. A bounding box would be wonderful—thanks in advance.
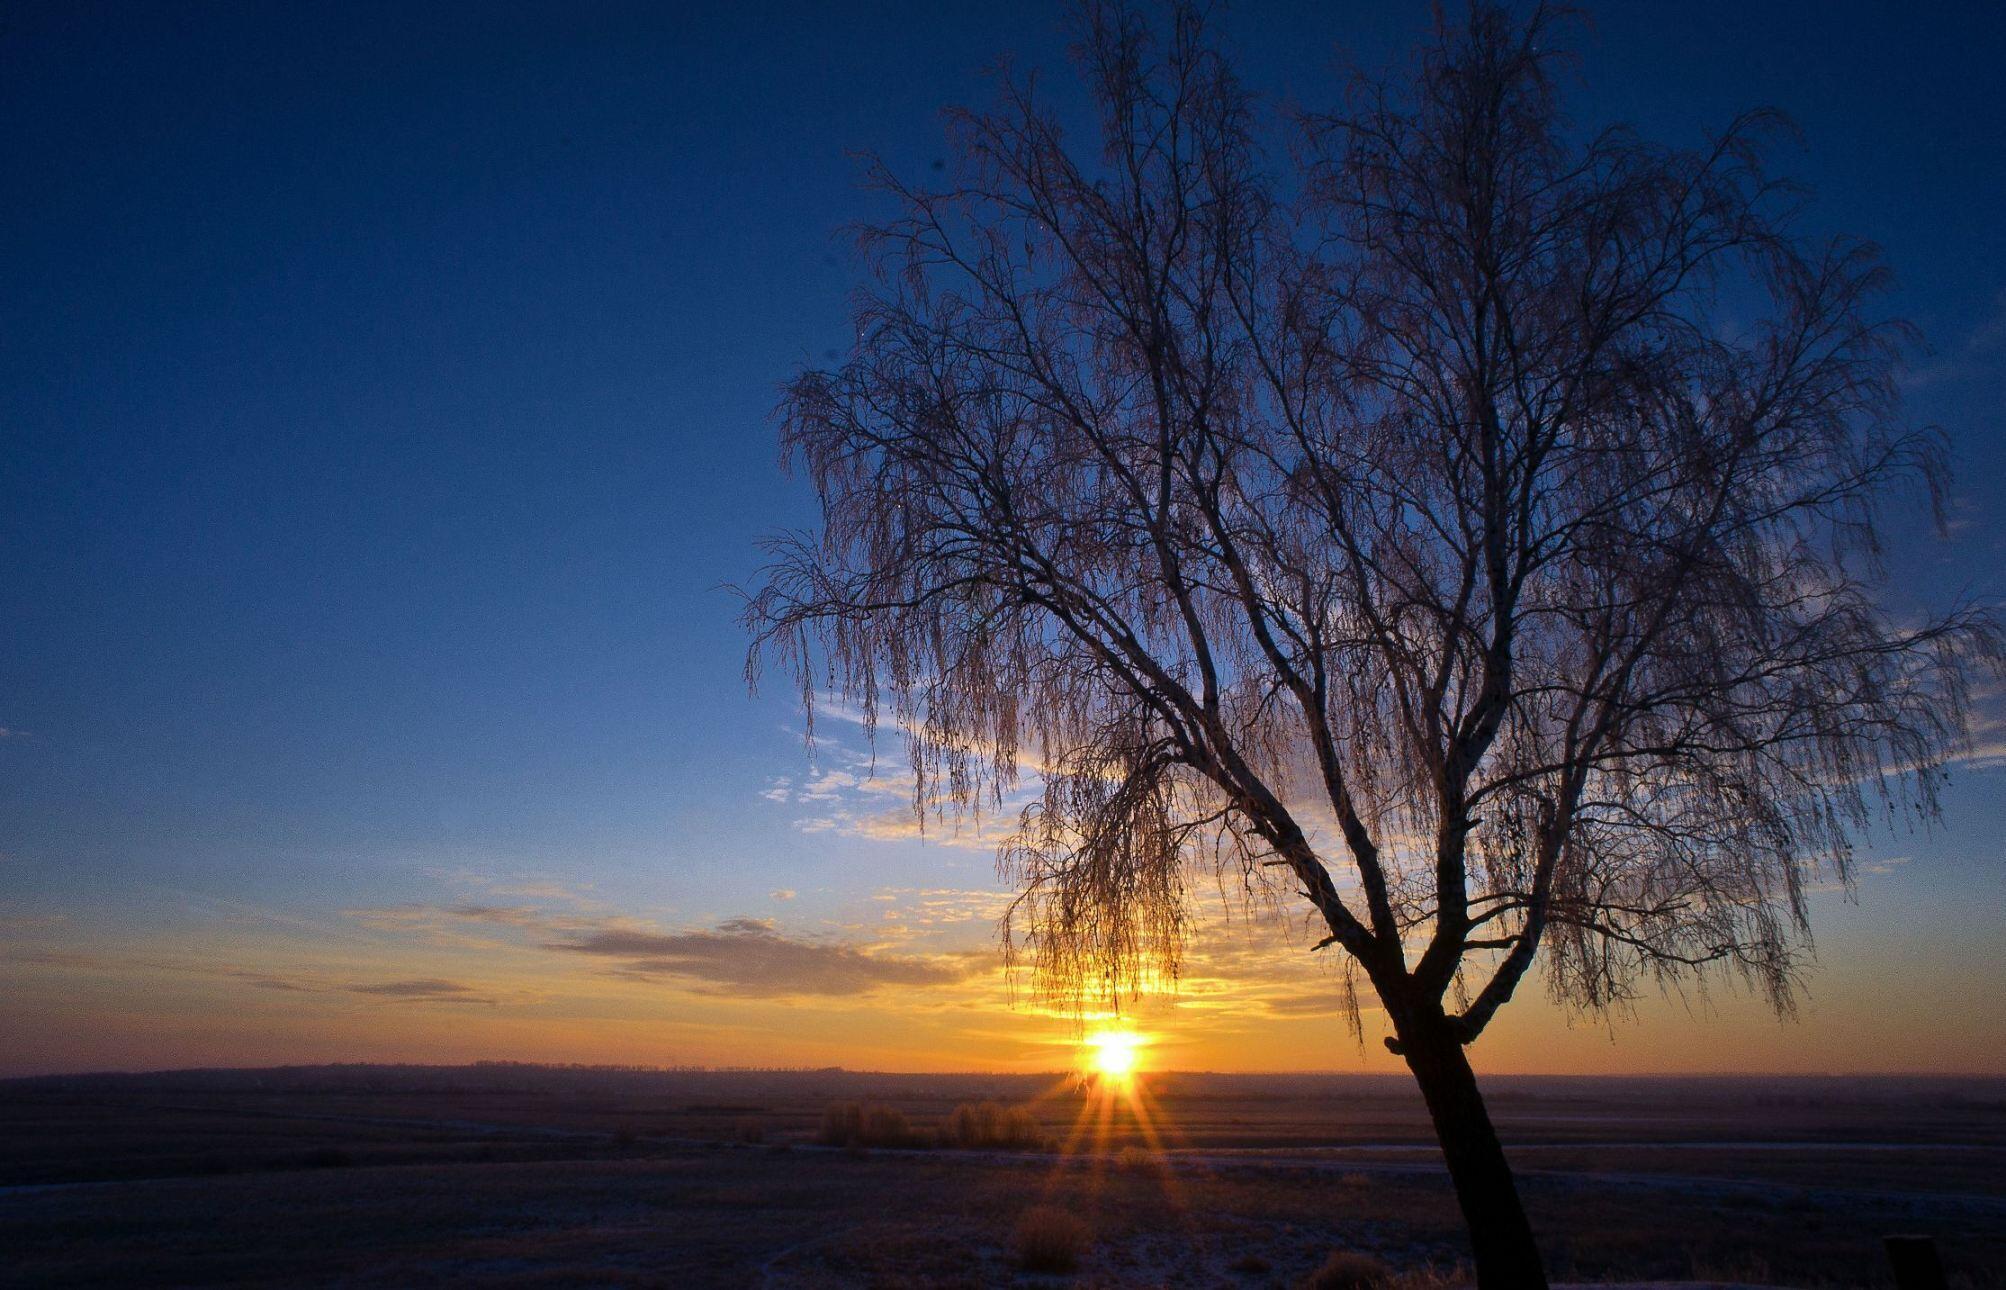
[1004,1027,1195,1242]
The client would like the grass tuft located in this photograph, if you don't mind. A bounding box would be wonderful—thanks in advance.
[1298,1249,1393,1290]
[1012,1205,1091,1274]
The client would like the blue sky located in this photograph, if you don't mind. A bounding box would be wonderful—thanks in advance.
[2,1,2002,1075]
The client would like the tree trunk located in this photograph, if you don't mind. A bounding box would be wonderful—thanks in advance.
[1397,1018,1548,1289]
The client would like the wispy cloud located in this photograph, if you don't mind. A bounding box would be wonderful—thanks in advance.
[6,951,513,1008]
[868,887,1015,935]
[764,696,1048,849]
[1945,678,2006,772]
[490,881,593,903]
[343,899,644,950]
[225,969,317,993]
[546,918,972,997]
[345,978,496,1005]
[446,904,560,929]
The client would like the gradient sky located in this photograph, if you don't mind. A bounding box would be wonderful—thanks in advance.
[3,0,2003,1078]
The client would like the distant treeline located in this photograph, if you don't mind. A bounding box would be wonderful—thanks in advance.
[2,1063,1998,1107]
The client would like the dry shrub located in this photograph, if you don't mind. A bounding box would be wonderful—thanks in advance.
[943,1100,1047,1150]
[1013,1205,1091,1274]
[819,1101,922,1149]
[820,1100,862,1146]
[1299,1250,1393,1290]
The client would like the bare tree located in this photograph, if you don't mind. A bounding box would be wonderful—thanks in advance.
[744,5,1997,1284]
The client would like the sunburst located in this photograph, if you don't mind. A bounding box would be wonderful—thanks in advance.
[1083,1029,1145,1083]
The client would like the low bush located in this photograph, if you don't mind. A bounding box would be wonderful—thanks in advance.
[818,1101,923,1149]
[1012,1205,1091,1274]
[942,1100,1048,1151]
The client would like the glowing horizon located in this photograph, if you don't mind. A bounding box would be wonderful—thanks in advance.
[5,855,2003,1080]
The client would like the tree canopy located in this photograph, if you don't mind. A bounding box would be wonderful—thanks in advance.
[746,1,1996,1052]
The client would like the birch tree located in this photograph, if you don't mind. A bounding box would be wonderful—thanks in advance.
[744,5,1997,1282]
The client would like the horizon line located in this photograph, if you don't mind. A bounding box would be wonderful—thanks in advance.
[6,1060,2003,1083]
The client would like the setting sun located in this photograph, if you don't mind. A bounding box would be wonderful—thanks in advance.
[1084,1030,1145,1081]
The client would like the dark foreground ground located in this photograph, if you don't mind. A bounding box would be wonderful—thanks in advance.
[0,1066,2000,1288]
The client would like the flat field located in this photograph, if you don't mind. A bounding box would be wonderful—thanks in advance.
[0,1066,1999,1288]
